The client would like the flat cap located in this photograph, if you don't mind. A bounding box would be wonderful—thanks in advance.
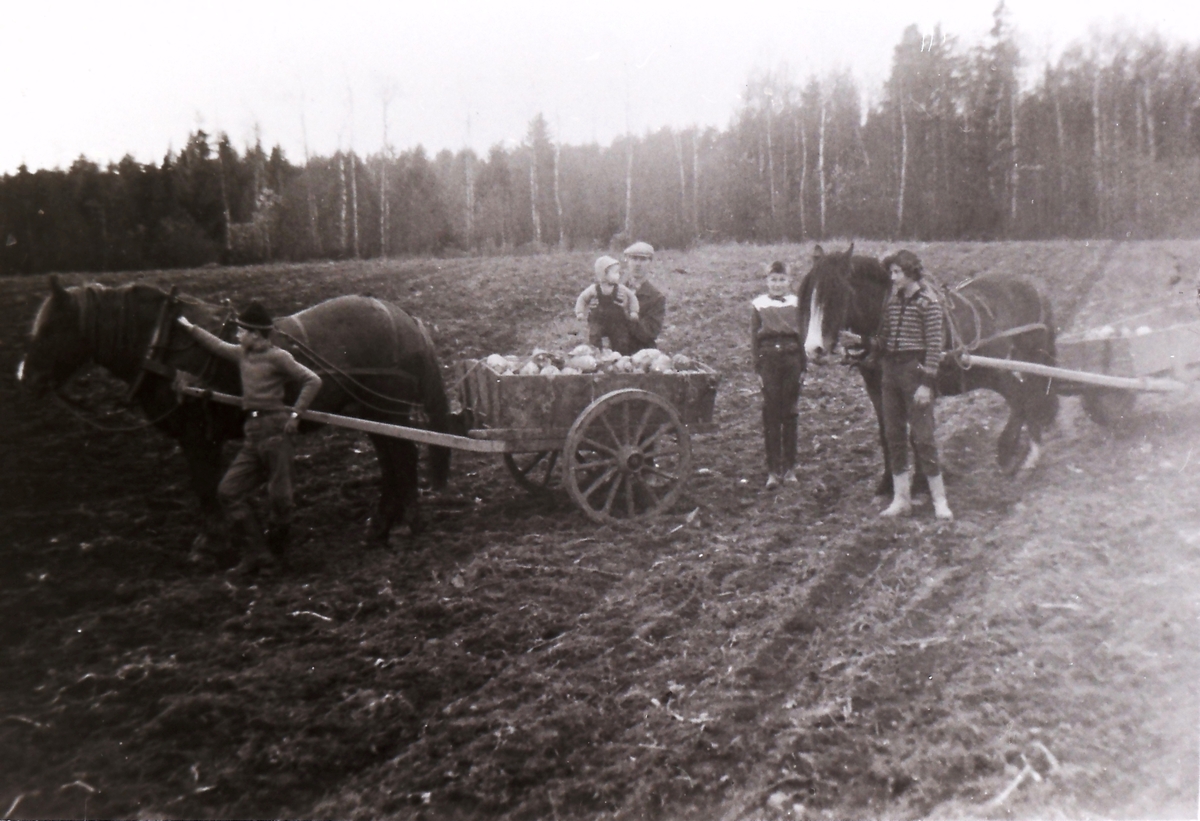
[623,241,655,258]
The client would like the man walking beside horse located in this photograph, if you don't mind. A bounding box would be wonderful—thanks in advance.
[177,302,322,574]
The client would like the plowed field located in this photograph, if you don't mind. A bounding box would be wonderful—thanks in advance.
[1,240,1198,820]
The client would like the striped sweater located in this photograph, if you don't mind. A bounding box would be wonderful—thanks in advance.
[877,283,945,378]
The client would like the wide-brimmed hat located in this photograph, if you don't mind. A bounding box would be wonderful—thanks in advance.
[235,301,274,331]
[623,241,655,259]
[882,249,924,279]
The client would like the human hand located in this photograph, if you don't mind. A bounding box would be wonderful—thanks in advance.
[913,385,933,406]
[630,311,639,321]
[285,414,300,435]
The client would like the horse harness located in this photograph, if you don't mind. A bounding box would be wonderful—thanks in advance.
[923,279,1050,368]
[70,284,428,431]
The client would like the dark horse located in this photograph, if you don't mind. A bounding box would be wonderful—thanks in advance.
[18,276,455,548]
[800,245,1059,496]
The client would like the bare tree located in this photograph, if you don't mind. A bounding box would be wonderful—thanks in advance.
[673,129,687,233]
[338,153,348,255]
[691,129,701,239]
[553,137,564,248]
[349,151,360,259]
[300,99,321,255]
[1092,64,1106,233]
[797,113,807,239]
[1009,83,1019,227]
[529,152,542,246]
[818,96,827,238]
[897,81,908,235]
[379,92,393,258]
[765,87,777,225]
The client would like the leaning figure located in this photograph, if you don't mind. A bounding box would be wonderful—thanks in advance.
[177,302,323,574]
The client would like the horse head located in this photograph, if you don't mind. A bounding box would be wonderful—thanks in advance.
[18,276,91,396]
[800,243,857,360]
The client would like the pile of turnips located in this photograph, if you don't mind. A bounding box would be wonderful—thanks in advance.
[482,345,702,376]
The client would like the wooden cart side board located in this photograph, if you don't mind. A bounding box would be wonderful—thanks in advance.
[456,360,720,432]
[1058,322,1200,379]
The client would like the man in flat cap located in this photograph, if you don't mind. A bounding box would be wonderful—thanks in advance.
[620,241,666,354]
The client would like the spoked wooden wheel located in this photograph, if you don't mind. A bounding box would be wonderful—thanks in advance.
[503,451,563,493]
[1081,388,1137,427]
[563,389,692,523]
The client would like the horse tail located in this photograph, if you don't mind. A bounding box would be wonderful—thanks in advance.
[415,317,453,489]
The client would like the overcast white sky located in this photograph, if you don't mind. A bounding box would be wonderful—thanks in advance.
[2,0,1196,174]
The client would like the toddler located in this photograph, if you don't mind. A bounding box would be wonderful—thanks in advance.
[575,255,639,351]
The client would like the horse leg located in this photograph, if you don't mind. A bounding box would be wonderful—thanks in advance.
[861,367,893,497]
[994,379,1029,476]
[368,435,424,543]
[180,436,229,562]
[367,434,400,545]
[396,440,423,537]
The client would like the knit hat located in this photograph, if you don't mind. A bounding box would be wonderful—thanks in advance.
[882,249,924,280]
[594,255,621,279]
[623,241,655,259]
[235,301,275,332]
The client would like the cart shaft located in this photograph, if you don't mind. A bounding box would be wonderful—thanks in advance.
[958,353,1189,393]
[177,385,513,453]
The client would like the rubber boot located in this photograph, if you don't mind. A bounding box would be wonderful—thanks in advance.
[928,474,954,520]
[880,471,912,518]
[228,519,276,577]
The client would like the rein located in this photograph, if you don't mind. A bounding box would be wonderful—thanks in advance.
[53,388,181,432]
[935,282,1049,367]
[272,324,426,416]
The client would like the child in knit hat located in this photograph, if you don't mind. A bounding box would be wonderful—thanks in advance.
[575,255,640,350]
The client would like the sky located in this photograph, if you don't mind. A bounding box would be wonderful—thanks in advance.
[2,0,1196,175]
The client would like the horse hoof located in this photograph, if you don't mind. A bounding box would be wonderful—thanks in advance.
[365,518,392,547]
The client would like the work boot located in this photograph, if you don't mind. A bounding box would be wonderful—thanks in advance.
[232,548,277,578]
[928,474,954,520]
[880,471,912,518]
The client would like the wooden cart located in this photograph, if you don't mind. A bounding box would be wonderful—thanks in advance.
[181,361,720,523]
[958,304,1200,426]
[455,360,720,521]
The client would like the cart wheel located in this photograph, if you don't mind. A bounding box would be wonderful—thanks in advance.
[563,388,692,523]
[1082,388,1137,427]
[504,451,563,493]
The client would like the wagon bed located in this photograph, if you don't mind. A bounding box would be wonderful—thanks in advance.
[958,303,1200,425]
[180,359,721,522]
[455,360,720,520]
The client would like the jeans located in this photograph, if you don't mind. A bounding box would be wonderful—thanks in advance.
[758,341,804,474]
[218,413,295,543]
[881,355,940,477]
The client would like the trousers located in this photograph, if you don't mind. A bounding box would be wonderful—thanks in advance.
[881,355,940,476]
[758,342,804,474]
[218,413,295,542]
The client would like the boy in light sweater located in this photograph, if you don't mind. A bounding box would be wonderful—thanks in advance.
[751,261,806,489]
[177,301,322,574]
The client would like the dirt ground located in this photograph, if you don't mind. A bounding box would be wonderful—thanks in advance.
[1,241,1198,820]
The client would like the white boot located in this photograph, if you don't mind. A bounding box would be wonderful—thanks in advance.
[880,471,912,517]
[928,474,953,520]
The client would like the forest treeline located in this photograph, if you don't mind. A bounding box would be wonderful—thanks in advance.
[3,9,1200,275]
